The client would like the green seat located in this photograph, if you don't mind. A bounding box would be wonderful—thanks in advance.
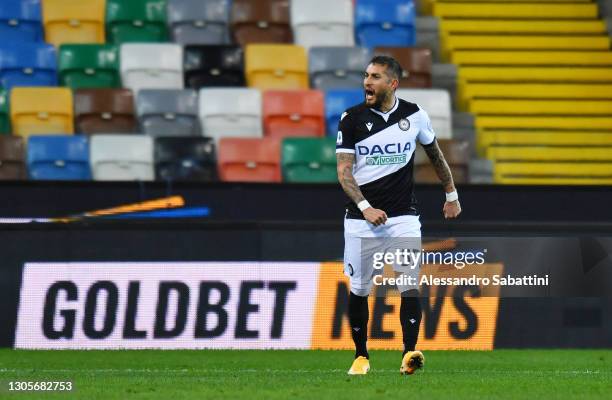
[59,45,121,89]
[0,90,9,134]
[106,0,168,44]
[282,138,337,183]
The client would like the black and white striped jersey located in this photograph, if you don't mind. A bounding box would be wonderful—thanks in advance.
[336,96,436,219]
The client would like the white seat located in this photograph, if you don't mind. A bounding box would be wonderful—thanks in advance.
[291,0,354,49]
[90,134,154,181]
[396,89,452,139]
[199,88,263,143]
[120,44,184,94]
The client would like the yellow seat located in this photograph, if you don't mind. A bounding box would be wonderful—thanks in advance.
[459,67,612,83]
[451,51,612,66]
[478,131,612,156]
[42,0,105,46]
[245,44,308,90]
[433,3,598,19]
[476,116,612,131]
[469,100,612,115]
[487,146,612,162]
[444,35,609,52]
[440,20,607,35]
[493,162,612,185]
[10,87,74,139]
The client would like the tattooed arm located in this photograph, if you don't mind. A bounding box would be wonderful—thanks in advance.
[422,139,462,219]
[337,152,387,226]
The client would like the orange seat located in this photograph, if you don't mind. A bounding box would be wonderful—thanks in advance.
[374,47,432,88]
[263,90,325,138]
[231,0,292,46]
[10,87,74,139]
[245,44,308,90]
[218,137,281,182]
[42,0,106,46]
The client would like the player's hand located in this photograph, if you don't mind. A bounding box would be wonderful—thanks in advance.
[443,200,461,219]
[363,207,388,226]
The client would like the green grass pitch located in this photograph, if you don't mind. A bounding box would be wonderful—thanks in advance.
[0,349,610,399]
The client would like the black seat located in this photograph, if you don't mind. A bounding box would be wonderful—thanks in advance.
[154,136,218,181]
[184,45,245,89]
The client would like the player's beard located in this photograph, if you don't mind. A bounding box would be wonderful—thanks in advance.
[365,88,393,111]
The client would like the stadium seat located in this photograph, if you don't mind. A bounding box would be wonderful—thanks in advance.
[106,0,168,43]
[324,89,363,137]
[479,131,612,151]
[476,116,612,131]
[0,136,26,180]
[433,2,598,19]
[309,47,371,90]
[355,0,416,48]
[230,0,292,46]
[469,100,612,116]
[0,42,57,90]
[396,89,452,139]
[199,88,263,142]
[458,67,612,84]
[154,136,217,181]
[27,135,91,180]
[0,0,43,42]
[10,87,73,139]
[217,137,281,182]
[451,51,612,67]
[167,0,231,45]
[440,19,608,36]
[281,137,336,183]
[120,44,184,93]
[42,0,105,46]
[444,35,609,53]
[136,89,200,137]
[0,89,9,134]
[263,90,325,139]
[245,44,308,90]
[374,47,432,88]
[58,44,120,89]
[74,89,137,135]
[290,0,354,49]
[90,134,154,181]
[183,45,245,89]
[487,146,612,162]
[493,162,612,185]
[414,139,469,183]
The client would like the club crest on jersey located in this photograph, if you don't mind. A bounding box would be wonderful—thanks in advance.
[399,118,410,131]
[365,122,373,131]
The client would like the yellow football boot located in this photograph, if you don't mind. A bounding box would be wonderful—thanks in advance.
[400,350,424,375]
[347,356,370,375]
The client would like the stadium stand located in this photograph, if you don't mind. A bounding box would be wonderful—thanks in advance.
[0,89,9,134]
[0,135,27,180]
[324,88,363,137]
[105,0,168,43]
[183,45,245,89]
[41,0,106,46]
[263,90,325,138]
[120,43,184,93]
[74,88,137,135]
[308,46,371,90]
[167,0,231,45]
[58,44,120,89]
[217,137,281,182]
[136,89,200,137]
[281,137,336,182]
[198,88,263,142]
[354,0,417,48]
[245,44,308,90]
[230,0,293,45]
[0,0,43,42]
[154,136,217,181]
[374,47,432,88]
[414,139,469,183]
[290,0,354,49]
[396,88,452,139]
[27,135,91,180]
[10,87,73,139]
[90,134,155,181]
[0,41,57,89]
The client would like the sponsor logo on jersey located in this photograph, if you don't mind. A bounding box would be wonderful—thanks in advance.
[357,142,411,155]
[366,154,407,166]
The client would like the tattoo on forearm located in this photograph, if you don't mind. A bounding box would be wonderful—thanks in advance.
[337,153,365,204]
[423,140,455,192]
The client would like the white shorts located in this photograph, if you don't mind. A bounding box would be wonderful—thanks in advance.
[343,215,422,296]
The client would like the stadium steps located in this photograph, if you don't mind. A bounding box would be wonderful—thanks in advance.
[424,0,612,184]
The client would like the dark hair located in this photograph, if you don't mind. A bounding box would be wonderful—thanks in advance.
[368,55,402,81]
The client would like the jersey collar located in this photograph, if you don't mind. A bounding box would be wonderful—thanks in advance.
[369,96,399,122]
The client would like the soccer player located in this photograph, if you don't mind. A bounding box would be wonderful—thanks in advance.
[336,56,462,375]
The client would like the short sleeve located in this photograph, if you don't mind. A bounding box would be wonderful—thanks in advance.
[335,110,356,153]
[416,106,436,146]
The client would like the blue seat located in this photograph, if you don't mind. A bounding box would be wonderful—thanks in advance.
[354,0,416,48]
[324,89,363,136]
[0,42,57,89]
[27,135,91,180]
[0,0,43,42]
